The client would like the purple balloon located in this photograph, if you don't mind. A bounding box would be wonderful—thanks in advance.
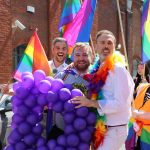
[53,101,64,113]
[33,70,46,86]
[73,118,87,131]
[24,94,37,108]
[57,135,66,146]
[86,112,96,125]
[47,91,58,104]
[18,122,31,135]
[45,76,54,83]
[26,113,39,125]
[51,79,64,92]
[54,146,65,150]
[22,75,34,89]
[87,126,95,133]
[67,134,79,147]
[37,94,48,107]
[78,143,89,150]
[11,95,22,106]
[16,87,29,99]
[79,130,91,143]
[71,89,83,98]
[64,102,75,112]
[4,145,15,150]
[64,125,75,135]
[33,124,43,135]
[37,146,48,150]
[21,72,32,80]
[76,107,89,117]
[31,85,40,94]
[15,141,27,150]
[24,134,36,146]
[59,88,71,102]
[66,148,77,150]
[33,106,43,114]
[36,137,46,147]
[17,105,29,117]
[8,129,22,144]
[13,82,22,92]
[12,113,24,125]
[64,113,75,124]
[47,140,56,150]
[38,80,51,93]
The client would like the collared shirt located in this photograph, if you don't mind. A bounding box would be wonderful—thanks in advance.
[48,60,68,75]
[97,63,134,126]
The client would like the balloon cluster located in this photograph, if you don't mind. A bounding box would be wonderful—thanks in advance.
[5,70,96,150]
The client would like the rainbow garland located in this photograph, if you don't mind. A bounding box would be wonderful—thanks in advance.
[84,51,126,149]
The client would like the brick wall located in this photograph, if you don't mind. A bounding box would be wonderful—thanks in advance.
[0,0,12,83]
[0,0,142,83]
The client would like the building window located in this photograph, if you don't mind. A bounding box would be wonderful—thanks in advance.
[13,44,27,71]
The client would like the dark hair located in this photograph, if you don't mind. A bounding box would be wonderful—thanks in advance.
[134,63,150,90]
[96,30,116,44]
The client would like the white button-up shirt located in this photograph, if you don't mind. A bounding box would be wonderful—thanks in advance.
[48,60,68,75]
[97,63,134,126]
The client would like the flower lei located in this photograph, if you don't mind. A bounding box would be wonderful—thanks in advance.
[84,51,126,149]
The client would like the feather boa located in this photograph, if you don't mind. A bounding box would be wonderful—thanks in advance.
[84,51,126,149]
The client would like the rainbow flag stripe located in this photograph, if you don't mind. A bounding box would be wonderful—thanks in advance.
[142,0,150,63]
[14,31,52,81]
[63,0,97,56]
[58,0,81,34]
[126,118,150,150]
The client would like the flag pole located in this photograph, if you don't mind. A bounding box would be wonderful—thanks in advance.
[116,0,130,72]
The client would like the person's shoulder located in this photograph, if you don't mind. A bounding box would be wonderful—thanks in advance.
[114,62,127,72]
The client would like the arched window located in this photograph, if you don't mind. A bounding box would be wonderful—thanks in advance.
[13,44,27,71]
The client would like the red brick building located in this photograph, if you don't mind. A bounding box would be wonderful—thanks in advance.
[0,0,143,83]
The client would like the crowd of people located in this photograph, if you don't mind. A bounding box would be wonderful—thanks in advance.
[1,29,150,150]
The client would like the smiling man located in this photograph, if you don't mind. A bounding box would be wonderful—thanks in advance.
[70,30,134,150]
[48,37,68,75]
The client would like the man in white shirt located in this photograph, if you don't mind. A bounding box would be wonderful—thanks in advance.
[70,30,134,150]
[48,37,68,75]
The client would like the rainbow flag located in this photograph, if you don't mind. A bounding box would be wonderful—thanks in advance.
[63,0,97,56]
[58,0,81,35]
[125,118,150,150]
[142,0,150,63]
[14,31,52,81]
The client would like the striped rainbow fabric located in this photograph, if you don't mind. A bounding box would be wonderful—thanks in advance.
[58,0,81,35]
[63,0,97,56]
[142,0,150,63]
[14,31,52,81]
[125,118,150,150]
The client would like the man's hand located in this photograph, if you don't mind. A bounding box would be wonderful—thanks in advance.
[69,96,100,109]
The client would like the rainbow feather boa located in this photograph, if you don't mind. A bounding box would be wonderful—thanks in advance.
[84,51,126,149]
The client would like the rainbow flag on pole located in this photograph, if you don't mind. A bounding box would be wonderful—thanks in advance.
[58,0,81,35]
[142,0,150,63]
[14,31,52,81]
[62,0,97,56]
